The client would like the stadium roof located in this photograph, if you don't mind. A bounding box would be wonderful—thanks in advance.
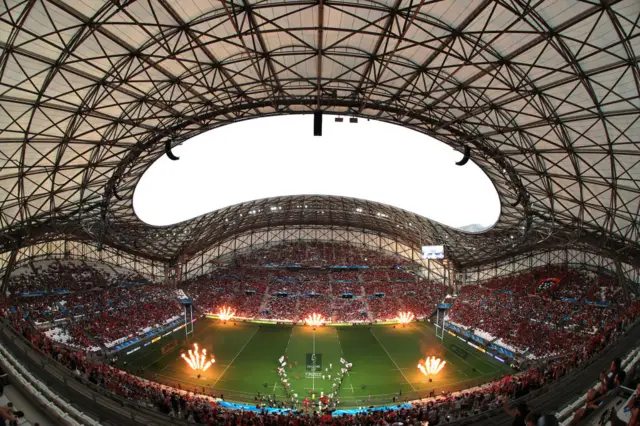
[0,0,639,268]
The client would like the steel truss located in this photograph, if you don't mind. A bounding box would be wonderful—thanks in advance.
[182,225,450,283]
[0,239,162,288]
[465,248,639,296]
[0,0,638,272]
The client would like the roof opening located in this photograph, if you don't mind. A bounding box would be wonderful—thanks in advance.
[133,115,500,231]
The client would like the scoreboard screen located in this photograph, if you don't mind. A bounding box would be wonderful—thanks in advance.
[422,245,445,260]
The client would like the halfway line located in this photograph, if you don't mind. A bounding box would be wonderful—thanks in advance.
[312,330,316,391]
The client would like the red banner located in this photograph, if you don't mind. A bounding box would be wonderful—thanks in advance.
[534,277,561,294]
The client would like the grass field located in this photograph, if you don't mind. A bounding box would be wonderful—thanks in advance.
[119,319,512,407]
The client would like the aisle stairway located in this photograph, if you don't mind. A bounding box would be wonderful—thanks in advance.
[293,298,301,320]
[257,285,271,314]
[361,295,373,321]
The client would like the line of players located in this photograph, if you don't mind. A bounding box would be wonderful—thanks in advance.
[275,355,354,412]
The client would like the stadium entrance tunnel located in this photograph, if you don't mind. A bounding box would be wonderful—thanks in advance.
[133,115,500,230]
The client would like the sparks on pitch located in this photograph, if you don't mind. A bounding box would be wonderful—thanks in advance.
[218,306,235,321]
[417,356,446,376]
[304,313,326,327]
[181,343,215,372]
[395,311,415,324]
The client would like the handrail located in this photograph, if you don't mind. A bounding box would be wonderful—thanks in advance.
[0,345,90,426]
[0,321,191,426]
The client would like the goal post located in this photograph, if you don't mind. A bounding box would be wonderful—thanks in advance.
[435,303,450,341]
[182,301,194,339]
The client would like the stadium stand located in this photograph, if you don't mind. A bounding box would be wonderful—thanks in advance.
[2,255,639,426]
[2,303,638,426]
[447,269,640,359]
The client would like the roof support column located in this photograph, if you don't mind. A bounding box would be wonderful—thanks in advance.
[1,248,19,297]
[164,254,187,289]
[443,259,456,293]
[614,258,632,304]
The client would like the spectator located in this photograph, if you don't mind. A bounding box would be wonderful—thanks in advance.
[601,358,626,392]
[504,401,529,426]
[0,405,16,426]
[609,383,640,426]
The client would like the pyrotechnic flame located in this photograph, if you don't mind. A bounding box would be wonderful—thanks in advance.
[304,313,326,327]
[417,356,446,376]
[181,343,216,371]
[218,306,236,321]
[395,311,415,324]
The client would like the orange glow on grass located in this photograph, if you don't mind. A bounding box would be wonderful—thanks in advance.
[181,343,215,372]
[418,356,446,376]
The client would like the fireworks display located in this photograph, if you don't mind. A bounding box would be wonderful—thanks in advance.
[181,343,215,372]
[218,306,236,321]
[395,311,415,324]
[417,356,446,376]
[304,313,326,327]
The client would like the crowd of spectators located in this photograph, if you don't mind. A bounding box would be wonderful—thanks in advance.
[330,282,361,296]
[263,296,297,320]
[185,276,266,318]
[296,296,332,320]
[7,260,147,294]
[2,298,635,426]
[331,298,368,322]
[367,297,403,321]
[447,271,640,358]
[399,281,448,318]
[236,242,411,267]
[2,253,640,425]
[6,277,182,348]
[387,270,416,281]
[361,270,390,281]
[7,257,638,364]
[329,271,360,282]
[6,265,42,294]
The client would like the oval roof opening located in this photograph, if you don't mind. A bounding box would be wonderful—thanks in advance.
[134,115,500,231]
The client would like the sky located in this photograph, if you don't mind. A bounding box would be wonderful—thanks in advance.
[133,115,501,230]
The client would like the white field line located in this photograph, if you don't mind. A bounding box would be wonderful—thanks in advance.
[369,328,416,391]
[312,330,316,391]
[142,339,183,370]
[334,328,355,393]
[212,326,260,387]
[284,326,294,353]
[417,322,498,371]
[412,323,497,375]
[458,369,469,377]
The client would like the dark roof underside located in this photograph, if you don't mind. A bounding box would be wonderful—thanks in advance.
[0,0,639,267]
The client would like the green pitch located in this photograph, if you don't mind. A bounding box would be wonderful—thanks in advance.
[119,320,512,407]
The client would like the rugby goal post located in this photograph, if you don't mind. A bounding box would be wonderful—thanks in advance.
[180,299,194,338]
[435,303,450,341]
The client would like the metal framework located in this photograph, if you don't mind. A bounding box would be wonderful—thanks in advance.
[465,247,639,294]
[0,238,162,293]
[182,225,450,282]
[0,1,639,277]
